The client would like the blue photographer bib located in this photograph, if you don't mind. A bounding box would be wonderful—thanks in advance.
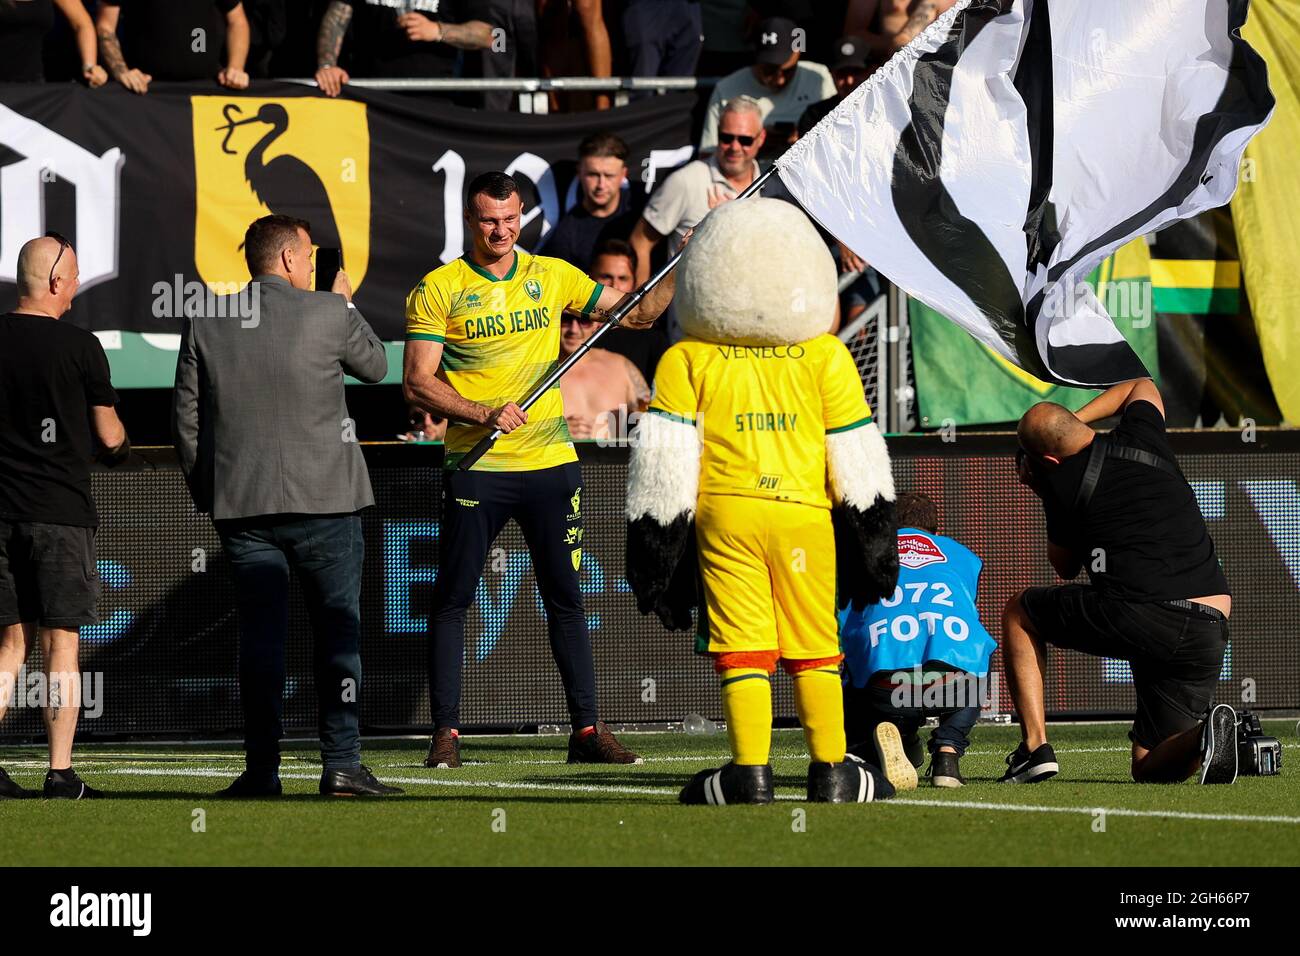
[839,529,997,687]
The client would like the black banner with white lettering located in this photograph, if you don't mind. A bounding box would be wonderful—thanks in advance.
[0,82,697,344]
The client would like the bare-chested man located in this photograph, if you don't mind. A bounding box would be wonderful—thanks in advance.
[844,0,958,55]
[558,306,650,441]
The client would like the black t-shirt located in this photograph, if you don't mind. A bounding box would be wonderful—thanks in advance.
[103,0,240,80]
[1040,401,1230,602]
[0,0,55,82]
[0,313,118,528]
[343,0,483,79]
[538,195,640,273]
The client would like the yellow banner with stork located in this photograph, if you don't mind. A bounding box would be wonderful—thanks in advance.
[191,96,371,291]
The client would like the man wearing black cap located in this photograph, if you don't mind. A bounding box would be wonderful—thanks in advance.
[699,16,834,153]
[796,35,881,135]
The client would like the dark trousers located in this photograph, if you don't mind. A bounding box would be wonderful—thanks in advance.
[479,0,539,111]
[623,0,703,88]
[216,513,364,773]
[845,682,980,758]
[429,462,596,731]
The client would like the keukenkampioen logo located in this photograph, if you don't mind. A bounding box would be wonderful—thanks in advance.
[897,533,947,570]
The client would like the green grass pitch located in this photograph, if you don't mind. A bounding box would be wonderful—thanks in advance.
[2,721,1296,866]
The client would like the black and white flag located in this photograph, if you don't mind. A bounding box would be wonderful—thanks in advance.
[776,0,1274,387]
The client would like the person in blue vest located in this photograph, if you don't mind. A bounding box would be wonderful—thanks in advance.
[839,492,997,788]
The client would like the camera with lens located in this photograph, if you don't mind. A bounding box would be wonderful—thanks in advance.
[1236,710,1281,776]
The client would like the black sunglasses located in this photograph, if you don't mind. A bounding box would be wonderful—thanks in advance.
[718,133,757,147]
[45,231,71,288]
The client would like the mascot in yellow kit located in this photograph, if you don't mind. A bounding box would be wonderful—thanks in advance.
[626,197,901,804]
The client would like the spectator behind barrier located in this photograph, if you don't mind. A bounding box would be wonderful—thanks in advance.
[400,405,447,443]
[843,0,958,56]
[96,0,251,93]
[0,234,130,800]
[698,16,833,153]
[538,0,612,111]
[1006,378,1237,785]
[795,35,886,322]
[556,240,653,441]
[471,0,538,111]
[631,95,763,337]
[0,0,106,85]
[839,491,997,790]
[315,0,493,98]
[539,132,640,270]
[582,238,669,384]
[621,0,702,87]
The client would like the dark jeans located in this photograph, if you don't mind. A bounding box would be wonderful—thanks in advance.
[623,0,703,79]
[216,513,364,773]
[429,462,596,731]
[844,683,980,758]
[479,0,539,110]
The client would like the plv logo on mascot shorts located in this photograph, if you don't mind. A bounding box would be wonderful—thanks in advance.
[192,97,371,292]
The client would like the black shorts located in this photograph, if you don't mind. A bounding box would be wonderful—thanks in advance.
[1019,584,1229,750]
[0,520,99,628]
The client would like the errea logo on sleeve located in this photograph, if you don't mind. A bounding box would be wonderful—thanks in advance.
[50,886,151,936]
[898,533,947,570]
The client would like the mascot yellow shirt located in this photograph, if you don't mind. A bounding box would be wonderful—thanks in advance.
[406,251,603,471]
[647,334,873,507]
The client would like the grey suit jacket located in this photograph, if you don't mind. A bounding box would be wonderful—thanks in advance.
[172,274,387,521]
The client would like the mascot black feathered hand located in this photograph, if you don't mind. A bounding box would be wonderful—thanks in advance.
[624,197,898,627]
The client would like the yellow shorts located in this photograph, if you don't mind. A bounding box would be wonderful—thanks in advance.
[696,493,839,660]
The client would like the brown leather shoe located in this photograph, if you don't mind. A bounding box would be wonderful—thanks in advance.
[424,727,462,769]
[567,721,643,765]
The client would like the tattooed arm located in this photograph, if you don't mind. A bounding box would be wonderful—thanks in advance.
[315,0,353,97]
[399,14,493,50]
[893,0,944,50]
[94,3,150,94]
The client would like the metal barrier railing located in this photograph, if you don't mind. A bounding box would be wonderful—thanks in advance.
[283,75,718,112]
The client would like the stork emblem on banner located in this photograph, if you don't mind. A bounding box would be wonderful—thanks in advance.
[191,96,372,293]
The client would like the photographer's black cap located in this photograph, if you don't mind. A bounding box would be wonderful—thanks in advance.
[754,17,799,65]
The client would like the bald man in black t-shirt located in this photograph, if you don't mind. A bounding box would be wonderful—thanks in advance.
[0,235,129,800]
[1003,378,1238,786]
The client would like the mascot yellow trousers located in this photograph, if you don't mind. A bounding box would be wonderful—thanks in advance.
[696,493,846,766]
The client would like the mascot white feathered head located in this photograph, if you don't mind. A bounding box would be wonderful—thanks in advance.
[675,197,837,346]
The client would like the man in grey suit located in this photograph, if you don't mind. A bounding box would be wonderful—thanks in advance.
[173,214,401,798]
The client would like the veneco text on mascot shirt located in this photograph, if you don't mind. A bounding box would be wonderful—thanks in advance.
[647,334,873,507]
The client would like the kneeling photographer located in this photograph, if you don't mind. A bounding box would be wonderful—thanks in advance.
[1004,377,1251,785]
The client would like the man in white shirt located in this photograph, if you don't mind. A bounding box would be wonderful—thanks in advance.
[631,96,764,290]
[698,17,834,153]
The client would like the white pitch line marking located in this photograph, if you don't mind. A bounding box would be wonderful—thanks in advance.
[95,766,1300,824]
[109,767,676,798]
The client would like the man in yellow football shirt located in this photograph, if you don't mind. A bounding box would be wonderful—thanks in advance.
[403,171,676,768]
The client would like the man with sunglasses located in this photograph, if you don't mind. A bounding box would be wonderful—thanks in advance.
[1003,378,1238,786]
[556,251,651,442]
[631,97,765,340]
[698,16,834,154]
[0,234,129,800]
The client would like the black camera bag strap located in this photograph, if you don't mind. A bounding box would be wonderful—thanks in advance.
[1073,434,1183,514]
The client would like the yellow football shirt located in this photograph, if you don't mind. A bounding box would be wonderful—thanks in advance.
[405,250,603,471]
[647,334,873,508]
